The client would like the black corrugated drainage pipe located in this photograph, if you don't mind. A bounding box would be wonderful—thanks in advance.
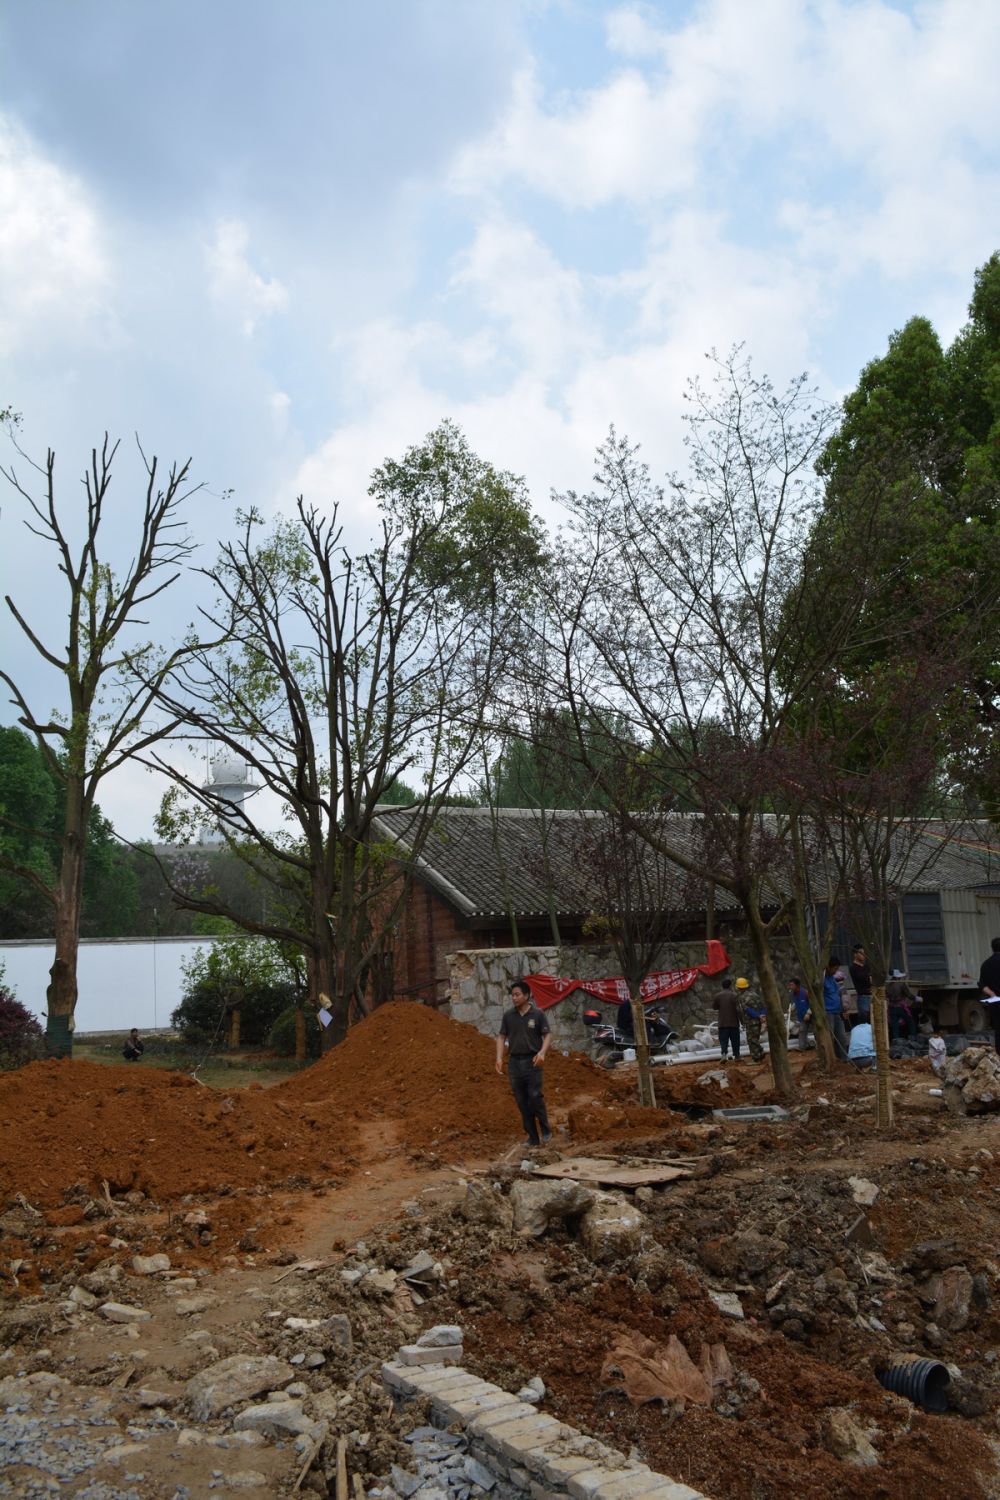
[877,1357,951,1412]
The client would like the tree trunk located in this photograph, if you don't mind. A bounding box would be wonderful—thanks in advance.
[872,986,894,1127]
[229,1005,241,1050]
[745,899,795,1098]
[785,898,835,1071]
[785,812,834,1071]
[629,985,657,1109]
[316,938,345,1047]
[294,1000,306,1062]
[45,812,86,1058]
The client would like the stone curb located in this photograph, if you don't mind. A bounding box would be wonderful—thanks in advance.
[381,1361,711,1500]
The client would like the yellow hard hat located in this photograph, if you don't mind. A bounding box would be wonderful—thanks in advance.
[735,977,750,990]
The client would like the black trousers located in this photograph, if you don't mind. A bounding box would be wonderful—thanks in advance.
[508,1055,550,1144]
[719,1025,740,1059]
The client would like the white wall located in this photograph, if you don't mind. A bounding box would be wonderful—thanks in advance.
[0,936,257,1034]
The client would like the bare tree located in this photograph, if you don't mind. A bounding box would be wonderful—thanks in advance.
[1,435,205,1054]
[567,786,697,1107]
[546,350,891,1097]
[148,425,544,1044]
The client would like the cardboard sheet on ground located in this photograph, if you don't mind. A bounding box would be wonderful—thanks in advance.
[530,1156,692,1186]
[602,1330,732,1408]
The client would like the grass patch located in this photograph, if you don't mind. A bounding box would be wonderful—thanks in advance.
[73,1036,307,1089]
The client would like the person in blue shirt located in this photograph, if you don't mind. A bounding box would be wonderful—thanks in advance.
[823,957,849,1061]
[788,978,812,1050]
[847,1020,876,1070]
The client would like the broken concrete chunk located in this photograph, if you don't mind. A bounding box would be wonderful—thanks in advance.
[362,1269,398,1295]
[516,1377,546,1405]
[173,1294,217,1316]
[821,1406,879,1467]
[578,1191,644,1264]
[185,1355,296,1421]
[463,1457,497,1491]
[416,1324,464,1348]
[232,1401,320,1439]
[708,1291,745,1321]
[459,1180,514,1230]
[509,1178,595,1239]
[402,1249,442,1284]
[69,1286,98,1309]
[132,1253,171,1275]
[100,1302,151,1323]
[847,1177,879,1207]
[942,1047,1000,1115]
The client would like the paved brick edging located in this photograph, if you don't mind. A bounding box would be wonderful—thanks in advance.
[381,1360,711,1500]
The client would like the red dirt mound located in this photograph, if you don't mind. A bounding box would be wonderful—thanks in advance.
[0,1058,358,1207]
[0,1003,681,1208]
[276,1001,624,1152]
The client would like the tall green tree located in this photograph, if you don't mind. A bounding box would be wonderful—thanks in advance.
[0,726,139,940]
[811,251,1000,754]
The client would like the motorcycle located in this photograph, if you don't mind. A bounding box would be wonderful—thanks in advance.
[582,1005,678,1067]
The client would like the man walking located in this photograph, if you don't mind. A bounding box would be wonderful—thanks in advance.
[712,978,744,1063]
[978,937,1000,1057]
[848,945,873,1025]
[496,980,552,1147]
[738,978,765,1062]
[824,957,849,1061]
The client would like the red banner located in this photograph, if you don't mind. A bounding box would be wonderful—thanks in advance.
[524,940,729,1010]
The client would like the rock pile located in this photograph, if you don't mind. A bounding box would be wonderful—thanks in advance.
[942,1045,1000,1114]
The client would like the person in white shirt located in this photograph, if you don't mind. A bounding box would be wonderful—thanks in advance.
[928,1026,947,1076]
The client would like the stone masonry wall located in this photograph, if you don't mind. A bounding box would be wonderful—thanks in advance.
[382,1352,707,1500]
[446,937,797,1052]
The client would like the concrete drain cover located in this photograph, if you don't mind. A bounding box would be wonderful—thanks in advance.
[712,1105,790,1122]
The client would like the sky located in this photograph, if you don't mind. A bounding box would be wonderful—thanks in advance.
[1,0,998,839]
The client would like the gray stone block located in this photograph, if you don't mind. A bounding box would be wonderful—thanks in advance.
[468,1403,539,1438]
[541,1456,600,1486]
[398,1344,464,1366]
[590,1470,658,1500]
[567,1471,622,1500]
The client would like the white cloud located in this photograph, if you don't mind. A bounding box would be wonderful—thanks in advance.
[206,219,288,336]
[452,0,1000,283]
[269,390,292,436]
[0,116,109,355]
[451,215,592,377]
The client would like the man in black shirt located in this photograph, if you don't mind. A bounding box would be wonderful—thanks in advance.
[496,980,552,1147]
[979,937,1000,1057]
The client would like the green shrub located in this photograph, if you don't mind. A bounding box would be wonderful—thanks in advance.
[0,977,44,1070]
[269,1003,321,1058]
[172,939,303,1047]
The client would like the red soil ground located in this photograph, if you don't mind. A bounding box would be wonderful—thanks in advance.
[0,1003,703,1207]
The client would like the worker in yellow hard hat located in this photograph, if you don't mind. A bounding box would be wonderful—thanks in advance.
[736,977,766,1062]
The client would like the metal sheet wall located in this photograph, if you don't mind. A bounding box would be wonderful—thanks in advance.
[940,888,1000,986]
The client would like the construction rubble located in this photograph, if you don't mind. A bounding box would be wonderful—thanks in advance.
[2,1003,1000,1500]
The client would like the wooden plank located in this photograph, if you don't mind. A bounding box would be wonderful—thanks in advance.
[335,1437,348,1500]
[530,1156,692,1186]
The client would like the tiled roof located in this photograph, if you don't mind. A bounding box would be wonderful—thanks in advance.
[370,807,1000,920]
